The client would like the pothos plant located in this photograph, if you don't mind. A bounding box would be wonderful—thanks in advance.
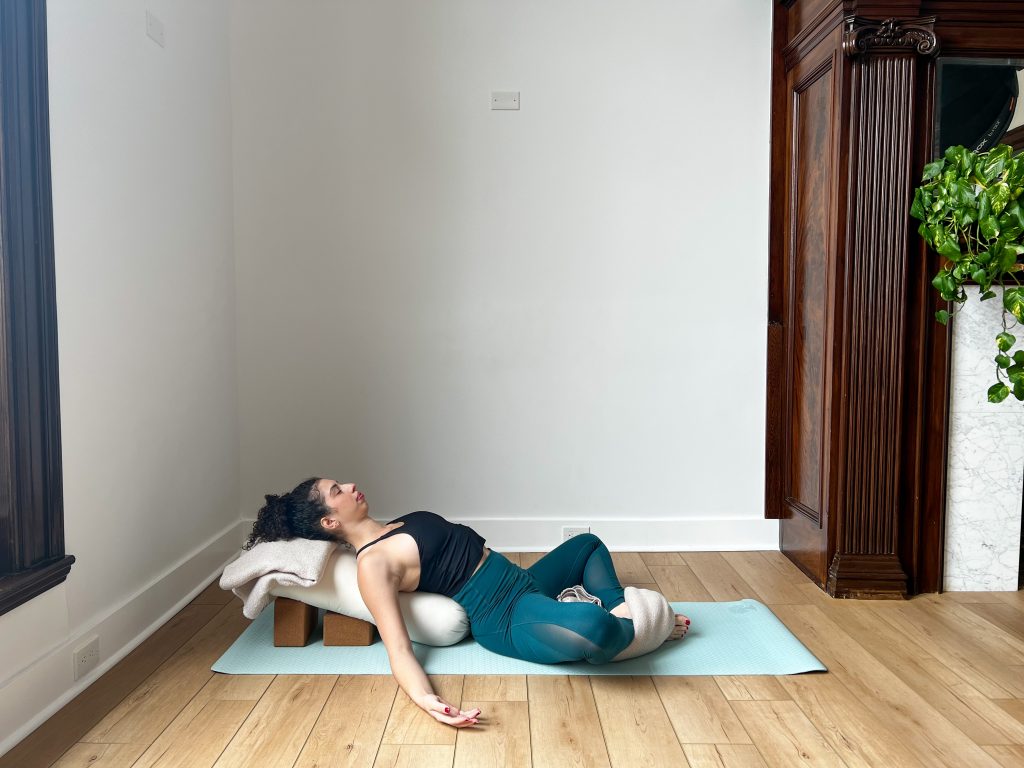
[911,143,1024,403]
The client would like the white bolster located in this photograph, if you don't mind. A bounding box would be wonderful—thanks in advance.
[270,548,470,647]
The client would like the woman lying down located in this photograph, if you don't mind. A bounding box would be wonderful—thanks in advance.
[246,477,691,729]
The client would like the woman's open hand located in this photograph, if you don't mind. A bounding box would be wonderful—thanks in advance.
[420,694,481,727]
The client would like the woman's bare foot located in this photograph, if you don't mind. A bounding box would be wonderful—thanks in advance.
[610,598,689,642]
[668,613,690,641]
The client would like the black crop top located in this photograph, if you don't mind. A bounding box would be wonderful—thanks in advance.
[355,511,486,597]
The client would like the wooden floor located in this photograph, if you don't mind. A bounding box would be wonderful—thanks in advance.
[6,551,1024,768]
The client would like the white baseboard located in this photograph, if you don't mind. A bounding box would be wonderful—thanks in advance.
[237,515,780,551]
[458,517,780,551]
[0,519,249,759]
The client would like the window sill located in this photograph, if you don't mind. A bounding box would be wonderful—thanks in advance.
[0,555,75,618]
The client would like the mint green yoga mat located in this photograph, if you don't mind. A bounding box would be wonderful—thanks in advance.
[212,599,826,676]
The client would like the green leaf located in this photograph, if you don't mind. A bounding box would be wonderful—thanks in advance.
[989,382,1011,403]
[1003,223,1024,243]
[944,145,966,165]
[980,216,1001,240]
[997,332,1016,351]
[937,237,962,262]
[922,160,944,181]
[996,354,1012,368]
[910,188,925,220]
[932,270,957,300]
[972,268,988,285]
[979,190,992,222]
[991,182,1011,215]
[984,153,1008,180]
[1004,287,1024,322]
[1014,380,1024,401]
[1015,350,1024,364]
[935,309,950,325]
[981,290,998,301]
[1000,245,1019,272]
[1008,364,1024,384]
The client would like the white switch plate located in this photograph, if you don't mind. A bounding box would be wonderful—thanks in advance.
[491,91,520,110]
[146,10,165,48]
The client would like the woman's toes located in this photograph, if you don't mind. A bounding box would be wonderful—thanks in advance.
[667,613,690,641]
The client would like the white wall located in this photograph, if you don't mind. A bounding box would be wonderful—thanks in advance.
[231,0,776,549]
[1,0,239,753]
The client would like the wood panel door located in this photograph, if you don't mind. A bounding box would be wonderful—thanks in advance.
[771,28,845,588]
[768,4,940,598]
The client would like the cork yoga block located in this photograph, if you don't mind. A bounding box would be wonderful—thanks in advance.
[323,611,376,646]
[273,596,376,647]
[273,597,318,647]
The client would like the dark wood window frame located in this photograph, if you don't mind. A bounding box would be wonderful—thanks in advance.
[0,0,74,617]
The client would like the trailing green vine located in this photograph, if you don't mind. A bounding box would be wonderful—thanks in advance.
[910,143,1024,402]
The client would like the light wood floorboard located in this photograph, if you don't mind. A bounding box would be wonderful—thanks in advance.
[294,676,398,768]
[683,743,770,767]
[527,675,611,768]
[373,745,455,768]
[8,555,1024,768]
[453,701,530,768]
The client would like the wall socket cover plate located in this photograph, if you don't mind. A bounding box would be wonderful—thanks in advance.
[73,636,100,680]
[562,525,591,541]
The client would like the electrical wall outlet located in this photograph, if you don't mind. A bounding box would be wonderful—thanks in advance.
[73,636,100,681]
[562,525,590,541]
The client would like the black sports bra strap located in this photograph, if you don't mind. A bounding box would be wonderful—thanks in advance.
[355,522,405,555]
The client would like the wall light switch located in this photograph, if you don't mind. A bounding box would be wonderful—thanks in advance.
[491,91,520,110]
[146,10,165,48]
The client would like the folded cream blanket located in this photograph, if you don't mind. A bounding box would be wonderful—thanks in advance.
[557,584,676,661]
[611,586,676,661]
[220,538,338,619]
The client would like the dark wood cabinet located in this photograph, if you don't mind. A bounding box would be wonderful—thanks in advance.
[766,1,1024,597]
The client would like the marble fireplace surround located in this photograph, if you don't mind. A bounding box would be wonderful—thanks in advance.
[944,287,1024,590]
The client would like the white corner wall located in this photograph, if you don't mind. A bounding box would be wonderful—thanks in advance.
[231,0,776,549]
[1,0,239,754]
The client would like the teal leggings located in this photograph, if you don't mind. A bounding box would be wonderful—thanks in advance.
[450,533,635,664]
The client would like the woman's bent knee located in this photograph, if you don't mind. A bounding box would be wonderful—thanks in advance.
[572,605,632,663]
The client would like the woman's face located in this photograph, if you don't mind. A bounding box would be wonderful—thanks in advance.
[317,479,368,532]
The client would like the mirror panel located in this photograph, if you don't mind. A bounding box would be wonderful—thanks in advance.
[934,57,1024,156]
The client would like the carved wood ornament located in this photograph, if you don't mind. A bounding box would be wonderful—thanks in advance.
[842,16,939,57]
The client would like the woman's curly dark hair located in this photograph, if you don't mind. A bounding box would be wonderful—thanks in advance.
[244,477,336,549]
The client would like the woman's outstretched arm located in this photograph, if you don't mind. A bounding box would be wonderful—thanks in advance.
[357,553,480,728]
